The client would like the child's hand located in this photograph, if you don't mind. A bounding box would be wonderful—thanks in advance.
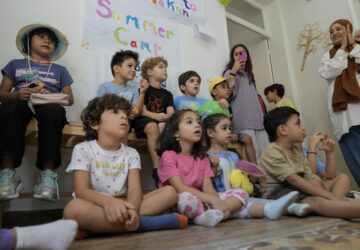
[129,108,139,120]
[38,88,51,94]
[31,86,42,93]
[125,208,139,232]
[209,154,220,170]
[139,79,149,94]
[231,60,242,74]
[104,198,135,225]
[231,134,238,143]
[308,131,322,151]
[209,198,230,219]
[155,113,168,122]
[319,134,335,153]
[17,88,32,100]
[248,174,258,184]
[218,98,229,109]
[31,87,50,94]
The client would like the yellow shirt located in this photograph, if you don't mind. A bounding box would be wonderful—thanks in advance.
[275,98,297,110]
[259,142,315,198]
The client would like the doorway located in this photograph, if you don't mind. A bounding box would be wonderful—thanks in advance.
[225,0,274,101]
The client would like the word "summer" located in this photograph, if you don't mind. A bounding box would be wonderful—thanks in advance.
[96,0,175,54]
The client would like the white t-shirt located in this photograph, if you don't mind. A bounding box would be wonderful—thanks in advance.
[66,140,141,197]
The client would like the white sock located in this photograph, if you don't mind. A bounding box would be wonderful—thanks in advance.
[193,209,224,227]
[287,203,311,217]
[264,191,298,220]
[15,219,78,250]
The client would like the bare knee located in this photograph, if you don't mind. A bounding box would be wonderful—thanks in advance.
[158,122,165,133]
[336,173,351,184]
[144,123,159,136]
[63,199,88,220]
[242,135,253,145]
[160,185,178,204]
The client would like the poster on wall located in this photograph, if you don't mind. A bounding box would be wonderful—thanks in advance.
[83,0,183,70]
[140,0,205,25]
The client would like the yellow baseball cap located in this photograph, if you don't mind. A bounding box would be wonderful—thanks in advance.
[207,76,234,93]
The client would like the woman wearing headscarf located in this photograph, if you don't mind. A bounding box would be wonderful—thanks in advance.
[319,19,360,187]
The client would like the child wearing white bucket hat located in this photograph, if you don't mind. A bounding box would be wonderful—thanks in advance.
[0,23,74,202]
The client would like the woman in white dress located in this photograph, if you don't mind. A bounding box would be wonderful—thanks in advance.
[319,19,360,187]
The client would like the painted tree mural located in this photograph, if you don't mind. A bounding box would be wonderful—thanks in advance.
[297,22,325,71]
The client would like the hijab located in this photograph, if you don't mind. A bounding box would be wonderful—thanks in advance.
[329,19,360,112]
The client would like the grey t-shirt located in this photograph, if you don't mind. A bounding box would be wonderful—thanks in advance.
[224,70,264,132]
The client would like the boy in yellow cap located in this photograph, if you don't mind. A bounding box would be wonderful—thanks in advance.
[208,76,257,165]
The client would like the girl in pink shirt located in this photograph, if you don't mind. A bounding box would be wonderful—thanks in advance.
[157,110,298,227]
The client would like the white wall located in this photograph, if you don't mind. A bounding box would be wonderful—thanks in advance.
[0,0,229,211]
[264,0,358,188]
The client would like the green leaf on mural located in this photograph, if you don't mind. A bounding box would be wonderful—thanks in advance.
[218,0,232,7]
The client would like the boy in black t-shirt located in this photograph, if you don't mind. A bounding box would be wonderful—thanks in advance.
[134,57,174,186]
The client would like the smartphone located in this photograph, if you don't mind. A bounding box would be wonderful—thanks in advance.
[238,51,247,69]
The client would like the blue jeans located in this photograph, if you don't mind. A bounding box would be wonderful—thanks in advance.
[339,125,360,187]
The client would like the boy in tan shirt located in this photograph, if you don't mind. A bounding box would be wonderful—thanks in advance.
[259,107,360,218]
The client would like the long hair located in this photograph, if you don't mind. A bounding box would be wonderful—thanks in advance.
[201,113,230,150]
[157,110,206,159]
[222,44,255,84]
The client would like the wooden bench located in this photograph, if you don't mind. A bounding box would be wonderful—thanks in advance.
[24,118,247,158]
[25,119,149,154]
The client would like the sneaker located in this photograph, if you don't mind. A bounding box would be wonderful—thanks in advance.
[347,190,360,199]
[33,169,59,202]
[0,168,23,201]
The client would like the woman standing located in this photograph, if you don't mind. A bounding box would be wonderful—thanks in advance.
[223,44,268,161]
[319,19,360,187]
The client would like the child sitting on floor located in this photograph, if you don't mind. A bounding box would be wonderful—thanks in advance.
[156,110,298,227]
[208,76,257,165]
[303,131,353,197]
[202,113,311,218]
[133,57,175,186]
[0,23,74,202]
[263,83,297,110]
[260,107,360,218]
[63,94,187,234]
